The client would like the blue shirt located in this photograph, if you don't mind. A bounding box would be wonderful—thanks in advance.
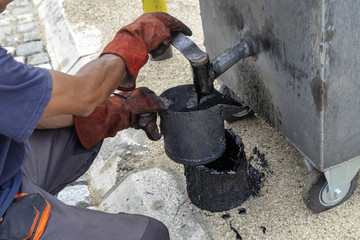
[0,46,52,217]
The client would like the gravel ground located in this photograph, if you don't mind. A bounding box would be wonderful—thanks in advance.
[62,1,360,239]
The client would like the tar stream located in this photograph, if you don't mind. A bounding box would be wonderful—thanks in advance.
[230,221,243,240]
[222,147,270,239]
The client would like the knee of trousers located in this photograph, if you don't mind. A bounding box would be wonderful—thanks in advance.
[142,217,170,240]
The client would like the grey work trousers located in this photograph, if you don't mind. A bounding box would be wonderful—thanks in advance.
[19,127,170,240]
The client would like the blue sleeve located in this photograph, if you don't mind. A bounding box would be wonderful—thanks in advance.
[0,47,53,142]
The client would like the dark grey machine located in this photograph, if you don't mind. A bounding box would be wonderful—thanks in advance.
[198,0,360,212]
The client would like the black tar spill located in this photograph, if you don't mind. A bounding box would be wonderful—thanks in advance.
[230,221,243,240]
[222,213,231,219]
[260,226,267,234]
[238,208,246,215]
[246,147,270,197]
[253,147,268,167]
[247,164,264,197]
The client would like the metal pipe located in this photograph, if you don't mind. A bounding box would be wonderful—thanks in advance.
[209,40,252,81]
[171,33,257,96]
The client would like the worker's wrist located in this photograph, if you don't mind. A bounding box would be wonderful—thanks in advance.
[99,53,130,89]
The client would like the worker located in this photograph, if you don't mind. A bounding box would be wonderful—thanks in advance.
[0,0,192,239]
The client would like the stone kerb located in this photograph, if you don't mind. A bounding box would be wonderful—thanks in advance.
[33,0,100,73]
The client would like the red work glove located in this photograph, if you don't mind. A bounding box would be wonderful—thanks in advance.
[101,12,192,91]
[74,87,169,149]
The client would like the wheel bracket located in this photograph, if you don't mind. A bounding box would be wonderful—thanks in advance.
[324,155,360,201]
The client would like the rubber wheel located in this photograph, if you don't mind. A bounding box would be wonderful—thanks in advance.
[302,168,358,213]
[220,85,254,122]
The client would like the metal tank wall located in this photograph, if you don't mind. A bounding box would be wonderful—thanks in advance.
[199,0,360,170]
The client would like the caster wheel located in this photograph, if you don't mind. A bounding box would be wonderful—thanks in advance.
[302,168,358,213]
[220,85,254,122]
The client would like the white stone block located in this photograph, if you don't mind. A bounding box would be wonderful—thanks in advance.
[99,168,207,240]
[58,185,92,207]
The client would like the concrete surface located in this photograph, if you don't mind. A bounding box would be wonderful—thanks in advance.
[100,168,208,240]
[2,0,360,239]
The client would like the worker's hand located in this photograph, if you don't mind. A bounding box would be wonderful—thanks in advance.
[74,87,169,149]
[101,12,192,91]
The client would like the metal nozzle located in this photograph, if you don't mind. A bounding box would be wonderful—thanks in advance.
[171,33,257,96]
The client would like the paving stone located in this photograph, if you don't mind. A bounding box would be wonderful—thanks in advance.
[1,9,11,15]
[57,185,92,207]
[14,56,25,63]
[13,6,32,15]
[16,41,43,56]
[27,52,49,65]
[35,63,52,69]
[1,35,20,47]
[87,128,147,204]
[99,168,208,240]
[4,47,15,55]
[68,174,88,186]
[6,1,16,8]
[16,21,37,33]
[0,16,16,26]
[16,13,33,23]
[23,30,40,42]
[16,0,30,7]
[0,27,14,38]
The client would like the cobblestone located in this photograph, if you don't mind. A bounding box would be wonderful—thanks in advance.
[16,41,43,56]
[27,52,49,65]
[13,6,32,15]
[0,0,51,68]
[1,34,20,46]
[23,30,40,42]
[16,21,37,32]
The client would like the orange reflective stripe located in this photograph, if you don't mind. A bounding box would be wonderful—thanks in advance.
[15,193,28,198]
[33,199,51,240]
[24,208,40,240]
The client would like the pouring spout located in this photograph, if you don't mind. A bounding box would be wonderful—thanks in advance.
[171,33,257,97]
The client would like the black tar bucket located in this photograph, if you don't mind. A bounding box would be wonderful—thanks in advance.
[184,129,250,212]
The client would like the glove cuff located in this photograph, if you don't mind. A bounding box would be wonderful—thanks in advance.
[74,98,130,149]
[101,29,149,91]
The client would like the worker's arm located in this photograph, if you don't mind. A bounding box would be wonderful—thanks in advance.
[36,114,74,129]
[43,54,128,118]
[38,13,191,148]
[42,13,191,119]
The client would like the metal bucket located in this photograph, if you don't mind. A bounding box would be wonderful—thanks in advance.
[159,85,226,165]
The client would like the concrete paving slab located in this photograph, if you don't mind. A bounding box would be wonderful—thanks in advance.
[99,168,209,240]
[87,128,147,204]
